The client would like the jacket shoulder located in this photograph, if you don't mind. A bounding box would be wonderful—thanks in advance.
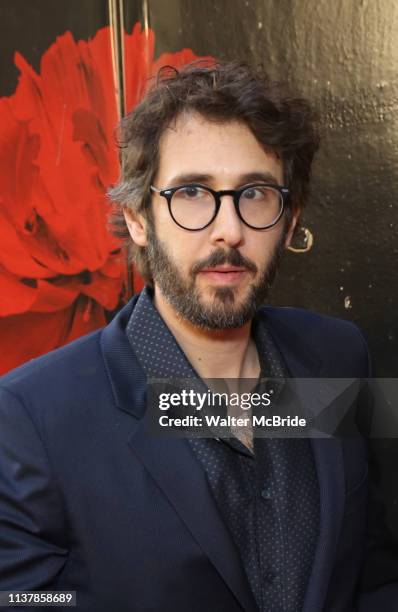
[0,329,105,401]
[262,305,367,341]
[264,304,363,331]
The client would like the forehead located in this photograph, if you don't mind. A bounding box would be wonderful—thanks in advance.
[156,112,283,185]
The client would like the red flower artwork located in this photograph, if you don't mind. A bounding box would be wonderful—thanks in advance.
[0,23,206,375]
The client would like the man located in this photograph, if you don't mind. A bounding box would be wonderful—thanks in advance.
[0,62,386,611]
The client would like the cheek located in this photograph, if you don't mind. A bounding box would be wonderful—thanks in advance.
[158,225,205,271]
[153,202,172,232]
[176,235,206,265]
[249,228,285,262]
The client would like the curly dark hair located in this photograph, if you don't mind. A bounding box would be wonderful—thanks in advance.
[108,60,319,284]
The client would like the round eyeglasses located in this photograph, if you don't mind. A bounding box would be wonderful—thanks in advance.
[150,183,289,231]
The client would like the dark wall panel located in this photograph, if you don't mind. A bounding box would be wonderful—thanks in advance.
[0,0,110,96]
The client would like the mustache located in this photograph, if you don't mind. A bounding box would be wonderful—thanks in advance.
[191,249,258,275]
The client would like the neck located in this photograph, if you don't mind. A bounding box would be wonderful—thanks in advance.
[153,286,260,380]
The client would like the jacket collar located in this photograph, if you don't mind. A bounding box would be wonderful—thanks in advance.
[100,294,147,418]
[259,305,323,377]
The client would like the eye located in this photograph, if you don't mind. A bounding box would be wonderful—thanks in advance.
[174,185,211,201]
[183,186,201,198]
[241,186,273,201]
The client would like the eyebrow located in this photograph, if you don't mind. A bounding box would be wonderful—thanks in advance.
[164,171,281,188]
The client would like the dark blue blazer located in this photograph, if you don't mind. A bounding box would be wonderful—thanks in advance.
[0,297,389,611]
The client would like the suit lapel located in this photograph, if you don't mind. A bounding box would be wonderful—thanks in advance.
[302,438,345,612]
[265,309,346,611]
[100,298,258,612]
[129,419,258,611]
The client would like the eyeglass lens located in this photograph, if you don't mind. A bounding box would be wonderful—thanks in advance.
[170,185,283,230]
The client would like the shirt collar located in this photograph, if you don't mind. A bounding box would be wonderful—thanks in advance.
[126,286,287,385]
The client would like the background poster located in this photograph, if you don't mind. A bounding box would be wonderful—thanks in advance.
[1,0,397,377]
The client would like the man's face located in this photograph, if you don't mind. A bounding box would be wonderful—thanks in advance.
[127,113,297,329]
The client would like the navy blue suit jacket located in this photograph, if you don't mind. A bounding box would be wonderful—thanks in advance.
[0,297,390,611]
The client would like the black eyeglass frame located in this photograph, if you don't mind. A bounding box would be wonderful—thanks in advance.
[150,183,290,231]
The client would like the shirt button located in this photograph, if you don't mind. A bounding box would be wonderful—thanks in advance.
[264,571,277,583]
[260,488,272,500]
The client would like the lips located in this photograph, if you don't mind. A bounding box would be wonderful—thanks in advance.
[200,266,247,273]
[198,267,248,285]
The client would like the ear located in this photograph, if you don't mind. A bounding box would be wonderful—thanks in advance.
[123,208,148,247]
[284,210,300,248]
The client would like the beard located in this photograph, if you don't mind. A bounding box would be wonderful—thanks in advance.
[145,221,286,330]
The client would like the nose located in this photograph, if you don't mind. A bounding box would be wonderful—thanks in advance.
[209,194,244,248]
